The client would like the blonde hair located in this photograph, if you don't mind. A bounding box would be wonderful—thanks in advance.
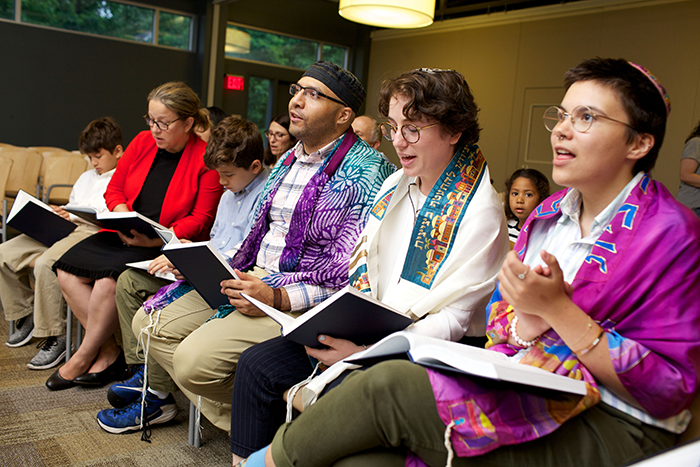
[147,82,207,134]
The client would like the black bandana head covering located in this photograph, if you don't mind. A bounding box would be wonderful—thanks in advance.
[302,60,365,114]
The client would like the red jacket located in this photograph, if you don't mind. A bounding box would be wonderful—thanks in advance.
[105,130,222,241]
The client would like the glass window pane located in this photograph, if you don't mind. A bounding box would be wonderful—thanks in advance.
[226,25,318,70]
[158,11,191,49]
[0,0,13,20]
[322,44,347,68]
[21,0,154,44]
[247,77,271,138]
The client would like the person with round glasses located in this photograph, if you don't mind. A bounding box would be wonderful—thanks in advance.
[47,82,222,391]
[228,67,508,465]
[236,59,700,467]
[263,113,297,168]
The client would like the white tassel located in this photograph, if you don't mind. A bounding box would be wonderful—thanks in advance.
[285,362,322,422]
[443,418,464,467]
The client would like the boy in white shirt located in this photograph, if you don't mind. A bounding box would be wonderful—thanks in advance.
[1,117,123,370]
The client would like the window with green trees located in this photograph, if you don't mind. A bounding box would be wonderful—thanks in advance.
[7,1,193,50]
[226,24,348,70]
[158,11,192,49]
[0,0,13,20]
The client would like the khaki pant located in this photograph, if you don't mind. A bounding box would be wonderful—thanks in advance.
[132,287,292,431]
[0,226,97,337]
[115,268,174,392]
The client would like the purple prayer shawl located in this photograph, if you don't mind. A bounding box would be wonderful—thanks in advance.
[143,130,395,313]
[407,175,700,464]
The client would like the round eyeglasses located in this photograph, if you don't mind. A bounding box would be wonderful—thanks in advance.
[264,130,289,140]
[144,115,182,131]
[380,122,439,144]
[543,106,636,133]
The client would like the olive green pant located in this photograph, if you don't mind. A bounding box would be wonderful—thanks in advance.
[115,268,175,393]
[270,361,676,467]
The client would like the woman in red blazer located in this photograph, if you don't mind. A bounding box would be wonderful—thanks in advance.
[48,82,222,391]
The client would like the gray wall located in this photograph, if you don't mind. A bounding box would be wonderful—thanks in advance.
[0,0,207,149]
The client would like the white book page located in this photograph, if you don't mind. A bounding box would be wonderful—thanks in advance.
[241,293,296,329]
[125,260,176,281]
[8,190,52,220]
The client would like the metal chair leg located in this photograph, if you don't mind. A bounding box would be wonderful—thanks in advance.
[188,401,201,447]
[65,306,72,362]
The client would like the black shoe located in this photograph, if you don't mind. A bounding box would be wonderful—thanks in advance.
[46,368,76,391]
[73,351,127,387]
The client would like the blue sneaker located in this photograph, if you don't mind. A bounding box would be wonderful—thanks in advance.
[107,364,144,408]
[97,392,177,434]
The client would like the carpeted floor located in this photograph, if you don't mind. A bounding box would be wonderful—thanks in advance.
[0,317,231,466]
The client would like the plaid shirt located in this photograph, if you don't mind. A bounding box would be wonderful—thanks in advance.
[255,138,342,311]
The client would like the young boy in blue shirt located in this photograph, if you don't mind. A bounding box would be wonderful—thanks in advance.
[98,116,269,434]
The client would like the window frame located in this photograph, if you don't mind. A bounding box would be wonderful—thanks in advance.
[0,0,195,51]
[225,22,349,71]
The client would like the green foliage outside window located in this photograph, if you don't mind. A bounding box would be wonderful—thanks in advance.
[0,0,13,20]
[248,77,271,139]
[22,0,154,43]
[158,11,191,50]
[227,25,318,70]
[322,44,347,68]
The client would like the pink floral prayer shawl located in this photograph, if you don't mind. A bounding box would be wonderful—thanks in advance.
[407,174,700,465]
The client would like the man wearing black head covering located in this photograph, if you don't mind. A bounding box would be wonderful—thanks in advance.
[120,61,395,437]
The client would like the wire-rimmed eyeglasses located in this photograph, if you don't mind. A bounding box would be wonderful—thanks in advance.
[289,83,346,107]
[264,130,289,140]
[543,106,636,133]
[144,115,182,131]
[380,122,439,144]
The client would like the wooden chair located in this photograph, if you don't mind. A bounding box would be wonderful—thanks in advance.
[40,154,89,205]
[2,149,43,198]
[28,146,70,154]
[0,156,14,243]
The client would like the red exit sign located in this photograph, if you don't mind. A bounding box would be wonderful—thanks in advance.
[225,75,245,91]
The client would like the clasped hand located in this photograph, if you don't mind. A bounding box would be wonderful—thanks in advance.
[220,269,272,316]
[498,250,574,341]
[117,229,164,248]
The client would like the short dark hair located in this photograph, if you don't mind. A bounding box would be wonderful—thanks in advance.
[563,58,668,174]
[79,117,123,155]
[205,106,228,129]
[378,68,481,147]
[203,116,263,169]
[504,168,550,221]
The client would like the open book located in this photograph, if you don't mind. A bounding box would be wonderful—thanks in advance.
[346,331,587,396]
[7,190,77,246]
[64,205,166,238]
[242,286,414,349]
[161,241,239,309]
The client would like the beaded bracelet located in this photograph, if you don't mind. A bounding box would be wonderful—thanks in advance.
[510,316,539,348]
[573,328,606,356]
[272,287,282,310]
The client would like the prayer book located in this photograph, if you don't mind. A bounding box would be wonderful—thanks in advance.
[125,228,181,281]
[7,189,77,246]
[161,241,240,309]
[64,205,166,238]
[124,260,176,282]
[346,331,587,396]
[242,286,414,349]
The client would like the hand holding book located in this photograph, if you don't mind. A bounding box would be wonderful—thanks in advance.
[220,269,278,316]
[305,335,365,366]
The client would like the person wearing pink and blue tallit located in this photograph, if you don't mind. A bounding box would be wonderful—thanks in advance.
[236,59,700,467]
